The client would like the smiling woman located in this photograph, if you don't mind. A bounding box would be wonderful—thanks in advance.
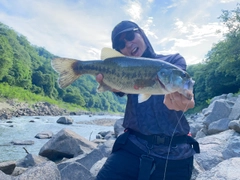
[95,20,198,180]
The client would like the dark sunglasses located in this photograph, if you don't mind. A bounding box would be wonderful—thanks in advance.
[115,28,139,50]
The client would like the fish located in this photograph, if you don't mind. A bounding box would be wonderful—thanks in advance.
[51,47,194,103]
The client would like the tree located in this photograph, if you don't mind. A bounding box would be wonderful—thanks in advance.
[0,36,13,80]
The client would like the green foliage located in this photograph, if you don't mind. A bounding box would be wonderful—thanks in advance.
[0,36,13,80]
[0,22,126,113]
[188,4,240,112]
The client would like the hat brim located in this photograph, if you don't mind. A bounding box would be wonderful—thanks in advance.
[112,27,138,41]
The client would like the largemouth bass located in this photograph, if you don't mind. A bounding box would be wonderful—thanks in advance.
[51,48,194,103]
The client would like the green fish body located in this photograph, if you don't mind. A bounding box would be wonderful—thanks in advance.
[51,48,194,103]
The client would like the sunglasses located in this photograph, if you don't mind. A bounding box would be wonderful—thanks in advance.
[115,28,139,50]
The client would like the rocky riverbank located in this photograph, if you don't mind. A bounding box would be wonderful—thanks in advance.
[0,99,67,119]
[1,93,240,179]
[0,99,120,121]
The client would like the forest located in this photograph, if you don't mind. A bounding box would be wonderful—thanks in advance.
[187,4,240,112]
[0,4,239,113]
[0,23,126,113]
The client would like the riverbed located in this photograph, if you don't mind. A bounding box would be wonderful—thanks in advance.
[0,114,122,162]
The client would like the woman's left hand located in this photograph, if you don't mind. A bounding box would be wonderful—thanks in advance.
[164,92,195,112]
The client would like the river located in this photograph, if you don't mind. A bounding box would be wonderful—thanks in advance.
[0,114,122,162]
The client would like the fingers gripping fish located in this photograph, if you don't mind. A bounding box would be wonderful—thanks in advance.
[51,48,194,103]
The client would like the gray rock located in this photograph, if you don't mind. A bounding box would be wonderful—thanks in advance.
[58,148,105,172]
[190,123,204,137]
[98,131,110,137]
[90,157,107,177]
[195,130,234,171]
[11,166,27,176]
[39,128,97,161]
[11,140,34,145]
[228,120,240,133]
[222,134,240,159]
[17,161,61,180]
[191,159,205,180]
[16,154,48,168]
[203,100,232,126]
[114,118,124,137]
[0,161,16,175]
[0,170,12,180]
[56,116,73,124]
[59,162,94,180]
[229,95,240,120]
[195,129,206,139]
[104,131,114,140]
[35,131,53,139]
[207,118,230,135]
[196,157,240,180]
[97,139,115,157]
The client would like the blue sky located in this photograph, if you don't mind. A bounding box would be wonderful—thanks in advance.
[0,0,238,64]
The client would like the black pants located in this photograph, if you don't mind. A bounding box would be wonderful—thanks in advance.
[96,138,193,180]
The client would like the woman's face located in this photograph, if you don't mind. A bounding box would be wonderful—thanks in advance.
[117,31,147,57]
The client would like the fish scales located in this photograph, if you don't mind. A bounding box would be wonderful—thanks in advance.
[51,47,194,103]
[73,56,173,94]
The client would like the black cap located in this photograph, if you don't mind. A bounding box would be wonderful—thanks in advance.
[111,21,139,49]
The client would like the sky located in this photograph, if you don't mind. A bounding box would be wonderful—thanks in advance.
[0,0,238,65]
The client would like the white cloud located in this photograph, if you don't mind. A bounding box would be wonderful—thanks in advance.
[123,0,143,21]
[0,0,238,65]
[220,0,236,3]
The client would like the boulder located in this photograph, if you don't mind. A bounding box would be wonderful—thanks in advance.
[194,130,234,171]
[56,116,73,124]
[196,157,240,180]
[35,131,53,139]
[0,161,16,175]
[203,100,232,126]
[0,170,12,180]
[207,118,230,135]
[90,157,107,177]
[16,154,48,168]
[114,118,124,137]
[222,134,240,159]
[228,96,240,120]
[59,161,94,180]
[228,120,240,133]
[17,161,61,180]
[39,128,97,161]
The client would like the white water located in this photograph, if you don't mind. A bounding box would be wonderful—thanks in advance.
[0,114,122,162]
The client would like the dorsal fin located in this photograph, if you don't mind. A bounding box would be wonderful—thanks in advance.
[100,47,125,60]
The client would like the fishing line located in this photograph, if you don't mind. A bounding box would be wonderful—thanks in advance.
[162,100,191,180]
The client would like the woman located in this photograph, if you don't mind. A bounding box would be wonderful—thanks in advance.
[96,20,199,180]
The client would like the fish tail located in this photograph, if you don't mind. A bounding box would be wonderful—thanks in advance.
[51,58,81,88]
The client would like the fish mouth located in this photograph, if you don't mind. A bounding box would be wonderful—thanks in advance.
[157,79,168,91]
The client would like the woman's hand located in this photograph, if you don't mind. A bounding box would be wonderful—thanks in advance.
[96,74,103,83]
[164,92,195,112]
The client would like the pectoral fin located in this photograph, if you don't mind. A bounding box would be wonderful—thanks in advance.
[138,94,151,103]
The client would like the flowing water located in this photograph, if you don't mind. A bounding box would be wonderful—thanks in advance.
[0,114,122,162]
